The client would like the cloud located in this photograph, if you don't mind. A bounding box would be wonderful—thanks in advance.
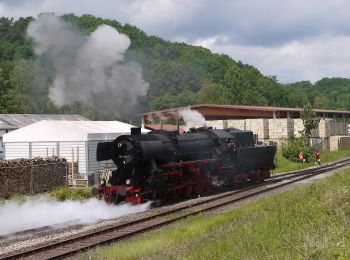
[1,0,350,83]
[2,0,350,45]
[194,34,350,83]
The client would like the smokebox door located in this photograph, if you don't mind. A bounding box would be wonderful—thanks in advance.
[131,127,141,135]
[96,142,114,161]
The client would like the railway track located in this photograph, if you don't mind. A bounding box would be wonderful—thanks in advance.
[2,158,350,260]
[0,220,81,239]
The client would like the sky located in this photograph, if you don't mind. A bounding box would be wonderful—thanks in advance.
[1,0,350,83]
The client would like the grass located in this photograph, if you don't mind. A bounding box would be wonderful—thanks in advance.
[8,193,28,202]
[273,148,350,174]
[0,187,93,203]
[82,168,350,260]
[49,187,93,201]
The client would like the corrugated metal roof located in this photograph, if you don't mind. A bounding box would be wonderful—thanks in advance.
[3,120,149,142]
[0,114,88,130]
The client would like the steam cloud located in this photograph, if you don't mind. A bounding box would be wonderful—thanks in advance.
[0,198,151,236]
[177,107,206,125]
[27,14,149,119]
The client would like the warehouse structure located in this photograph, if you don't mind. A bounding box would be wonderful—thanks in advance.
[2,120,149,179]
[0,114,88,159]
[142,104,350,151]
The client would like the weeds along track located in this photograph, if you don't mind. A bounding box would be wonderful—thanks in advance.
[2,158,350,260]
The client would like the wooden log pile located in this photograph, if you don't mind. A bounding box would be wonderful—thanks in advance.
[0,156,68,199]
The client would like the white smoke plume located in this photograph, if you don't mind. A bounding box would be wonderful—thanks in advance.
[0,198,151,236]
[177,107,206,125]
[27,14,149,119]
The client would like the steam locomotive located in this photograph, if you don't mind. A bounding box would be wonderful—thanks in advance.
[96,127,276,205]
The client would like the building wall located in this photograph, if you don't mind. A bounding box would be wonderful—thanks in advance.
[268,119,293,141]
[185,118,348,151]
[226,119,246,130]
[329,136,350,151]
[87,140,115,173]
[227,119,267,140]
[318,119,347,137]
[4,141,87,174]
[3,139,120,176]
[4,142,30,159]
[59,142,86,173]
[32,142,58,157]
[202,119,269,140]
[293,119,304,137]
[310,137,330,152]
[205,120,226,129]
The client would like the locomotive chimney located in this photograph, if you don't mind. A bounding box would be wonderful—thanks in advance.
[131,127,141,135]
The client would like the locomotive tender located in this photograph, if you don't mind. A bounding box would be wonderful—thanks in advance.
[96,127,276,205]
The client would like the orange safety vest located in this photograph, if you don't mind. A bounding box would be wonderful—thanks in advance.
[315,152,320,159]
[298,153,304,160]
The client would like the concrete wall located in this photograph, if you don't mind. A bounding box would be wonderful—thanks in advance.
[318,119,348,137]
[227,119,269,140]
[205,120,226,129]
[268,119,294,141]
[293,119,304,137]
[310,137,330,152]
[329,136,350,151]
[184,118,348,151]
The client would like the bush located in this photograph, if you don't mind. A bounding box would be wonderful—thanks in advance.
[282,137,313,162]
[50,187,92,201]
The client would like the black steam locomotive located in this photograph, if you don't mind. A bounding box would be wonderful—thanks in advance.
[96,127,276,205]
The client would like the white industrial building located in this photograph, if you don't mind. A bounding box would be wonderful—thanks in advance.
[2,120,148,176]
[0,114,88,159]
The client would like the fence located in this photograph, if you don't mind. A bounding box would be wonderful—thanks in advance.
[0,158,68,199]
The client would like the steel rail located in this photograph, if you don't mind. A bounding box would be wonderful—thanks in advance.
[2,158,350,260]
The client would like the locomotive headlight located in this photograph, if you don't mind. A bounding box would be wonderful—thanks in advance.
[126,179,131,185]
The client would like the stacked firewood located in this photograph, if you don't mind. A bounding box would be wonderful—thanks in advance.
[0,156,68,199]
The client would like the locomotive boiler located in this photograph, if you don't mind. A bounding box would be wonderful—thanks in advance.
[96,127,276,205]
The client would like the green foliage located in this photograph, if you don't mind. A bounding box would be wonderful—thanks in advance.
[0,14,350,117]
[196,80,226,104]
[284,77,350,110]
[274,151,312,173]
[300,103,320,141]
[282,137,313,162]
[149,89,197,110]
[50,187,92,201]
[87,170,350,259]
[8,193,28,202]
[274,148,350,173]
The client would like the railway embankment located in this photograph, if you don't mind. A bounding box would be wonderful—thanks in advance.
[84,167,350,259]
[274,148,350,173]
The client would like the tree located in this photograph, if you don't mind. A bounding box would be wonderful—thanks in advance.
[0,67,9,112]
[196,80,227,104]
[10,59,53,113]
[300,103,320,144]
[223,66,251,104]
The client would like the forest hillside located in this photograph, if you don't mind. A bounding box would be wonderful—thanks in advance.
[0,14,349,121]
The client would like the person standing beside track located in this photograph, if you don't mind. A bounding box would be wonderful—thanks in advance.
[314,150,321,165]
[298,151,305,163]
